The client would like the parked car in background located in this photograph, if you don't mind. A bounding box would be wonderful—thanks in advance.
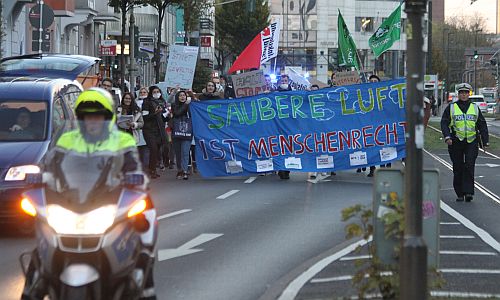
[469,95,488,113]
[0,54,99,233]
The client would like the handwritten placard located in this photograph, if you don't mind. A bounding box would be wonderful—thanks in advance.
[165,45,199,89]
[232,70,267,98]
[336,71,361,86]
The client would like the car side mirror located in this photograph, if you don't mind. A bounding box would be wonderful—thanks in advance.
[124,173,145,186]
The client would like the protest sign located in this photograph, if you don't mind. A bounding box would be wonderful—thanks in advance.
[165,45,199,89]
[232,70,267,98]
[336,70,361,86]
[190,79,407,177]
[288,68,311,91]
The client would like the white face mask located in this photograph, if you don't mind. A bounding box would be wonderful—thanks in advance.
[153,93,161,99]
[279,83,289,90]
[138,95,147,99]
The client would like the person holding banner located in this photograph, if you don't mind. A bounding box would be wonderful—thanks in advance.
[171,90,193,180]
[199,81,223,101]
[277,75,293,180]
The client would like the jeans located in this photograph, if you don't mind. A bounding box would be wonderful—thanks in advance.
[173,139,191,173]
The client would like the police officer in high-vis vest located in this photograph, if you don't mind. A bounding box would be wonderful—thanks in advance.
[440,83,489,202]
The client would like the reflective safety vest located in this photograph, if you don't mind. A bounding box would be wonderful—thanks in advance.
[56,129,137,155]
[450,102,478,143]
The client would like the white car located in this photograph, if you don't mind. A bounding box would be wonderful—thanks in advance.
[469,95,488,113]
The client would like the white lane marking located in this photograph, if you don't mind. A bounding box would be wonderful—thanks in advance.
[440,222,461,225]
[311,271,392,283]
[441,201,500,253]
[216,189,240,199]
[425,149,500,204]
[440,268,500,274]
[440,251,497,256]
[157,209,192,221]
[477,163,500,167]
[440,235,475,239]
[431,291,500,298]
[277,237,371,300]
[158,233,223,261]
[427,124,500,159]
[311,268,500,284]
[339,255,371,261]
[244,177,257,184]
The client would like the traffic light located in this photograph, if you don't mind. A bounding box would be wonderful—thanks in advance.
[134,25,139,58]
[473,50,478,60]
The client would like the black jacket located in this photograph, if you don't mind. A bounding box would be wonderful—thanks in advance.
[141,97,169,141]
[198,92,222,100]
[440,101,489,144]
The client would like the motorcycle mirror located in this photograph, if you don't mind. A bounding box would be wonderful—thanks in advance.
[124,174,145,186]
[25,173,43,185]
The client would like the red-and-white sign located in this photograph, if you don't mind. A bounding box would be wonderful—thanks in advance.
[200,36,212,48]
[100,40,117,56]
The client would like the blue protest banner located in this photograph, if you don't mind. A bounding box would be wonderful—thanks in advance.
[190,78,407,177]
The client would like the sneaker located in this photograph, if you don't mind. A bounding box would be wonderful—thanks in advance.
[367,171,374,177]
[456,196,464,202]
[465,194,473,202]
[183,172,189,180]
[356,168,362,173]
[159,165,166,171]
[176,172,183,180]
[330,172,336,176]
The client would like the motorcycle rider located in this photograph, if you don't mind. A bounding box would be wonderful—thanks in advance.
[22,87,157,300]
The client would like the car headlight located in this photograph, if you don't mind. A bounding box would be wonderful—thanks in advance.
[47,204,117,235]
[5,165,40,181]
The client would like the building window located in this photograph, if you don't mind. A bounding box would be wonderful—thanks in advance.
[355,17,374,32]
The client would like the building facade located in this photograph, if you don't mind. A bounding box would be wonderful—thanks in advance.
[268,0,428,84]
[1,0,178,86]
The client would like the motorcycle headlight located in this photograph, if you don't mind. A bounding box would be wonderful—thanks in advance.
[5,165,40,181]
[47,204,117,235]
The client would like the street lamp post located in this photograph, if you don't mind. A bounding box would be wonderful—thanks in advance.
[473,28,482,94]
[129,7,136,90]
[401,0,428,299]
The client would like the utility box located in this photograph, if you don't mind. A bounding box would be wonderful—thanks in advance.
[373,168,440,268]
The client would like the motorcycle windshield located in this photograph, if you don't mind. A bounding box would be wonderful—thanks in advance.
[57,154,121,205]
[44,120,129,206]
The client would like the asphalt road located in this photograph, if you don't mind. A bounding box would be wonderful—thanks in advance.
[0,119,499,300]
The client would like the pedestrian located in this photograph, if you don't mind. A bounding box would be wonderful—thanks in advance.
[135,87,150,167]
[440,82,489,202]
[198,81,223,100]
[171,90,193,180]
[116,92,144,142]
[142,85,170,179]
[100,78,120,108]
[264,74,277,92]
[277,74,293,180]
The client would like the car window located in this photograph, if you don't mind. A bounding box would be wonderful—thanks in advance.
[52,96,66,140]
[0,101,48,141]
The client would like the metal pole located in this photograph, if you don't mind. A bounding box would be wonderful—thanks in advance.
[474,30,479,94]
[129,7,136,90]
[426,0,432,73]
[38,0,44,54]
[401,0,428,299]
[445,31,451,100]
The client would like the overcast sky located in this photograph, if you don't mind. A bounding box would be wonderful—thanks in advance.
[445,0,497,33]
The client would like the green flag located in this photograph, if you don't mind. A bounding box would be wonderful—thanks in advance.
[369,4,402,58]
[337,9,361,70]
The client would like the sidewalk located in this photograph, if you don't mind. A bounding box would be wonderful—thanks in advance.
[278,151,500,300]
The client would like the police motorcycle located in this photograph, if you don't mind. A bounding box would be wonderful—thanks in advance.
[19,127,158,300]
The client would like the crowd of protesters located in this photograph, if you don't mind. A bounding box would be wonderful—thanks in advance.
[100,70,399,181]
